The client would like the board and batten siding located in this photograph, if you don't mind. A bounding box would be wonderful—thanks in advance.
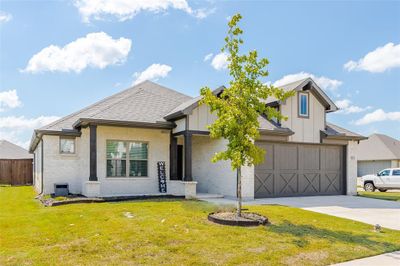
[280,92,325,143]
[188,104,217,131]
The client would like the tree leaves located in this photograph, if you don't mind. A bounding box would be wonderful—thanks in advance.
[200,13,294,170]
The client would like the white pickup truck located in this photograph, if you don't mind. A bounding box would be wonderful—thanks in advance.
[361,168,400,192]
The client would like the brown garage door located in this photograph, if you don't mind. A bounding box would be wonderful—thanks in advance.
[255,142,345,198]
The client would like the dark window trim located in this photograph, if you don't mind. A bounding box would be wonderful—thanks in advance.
[298,91,310,119]
[106,139,149,178]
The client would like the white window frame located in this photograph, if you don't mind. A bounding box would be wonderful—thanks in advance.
[106,140,149,178]
[59,137,76,155]
[298,92,309,118]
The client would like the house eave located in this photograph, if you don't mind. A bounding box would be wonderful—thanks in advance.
[321,131,368,141]
[29,129,82,153]
[259,128,295,136]
[73,118,175,130]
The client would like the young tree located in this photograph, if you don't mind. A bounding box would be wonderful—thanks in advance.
[200,14,294,217]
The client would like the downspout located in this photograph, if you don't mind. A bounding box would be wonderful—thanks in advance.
[40,140,44,195]
[33,152,36,187]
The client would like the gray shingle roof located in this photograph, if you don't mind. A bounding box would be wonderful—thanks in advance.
[356,134,400,161]
[323,122,366,140]
[42,81,192,131]
[0,140,33,159]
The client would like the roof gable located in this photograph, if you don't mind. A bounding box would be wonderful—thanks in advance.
[357,134,400,160]
[276,77,338,112]
[0,140,33,159]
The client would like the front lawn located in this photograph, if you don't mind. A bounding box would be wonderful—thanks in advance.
[358,191,400,202]
[1,187,400,265]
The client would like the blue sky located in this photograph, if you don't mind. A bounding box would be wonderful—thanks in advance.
[0,0,399,148]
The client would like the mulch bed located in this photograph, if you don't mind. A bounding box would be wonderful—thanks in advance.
[38,194,185,207]
[208,212,269,227]
[38,195,105,207]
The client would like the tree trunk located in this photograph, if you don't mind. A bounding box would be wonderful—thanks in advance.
[236,166,242,217]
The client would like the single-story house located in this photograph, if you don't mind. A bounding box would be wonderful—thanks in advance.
[0,139,33,185]
[29,78,366,199]
[356,134,400,177]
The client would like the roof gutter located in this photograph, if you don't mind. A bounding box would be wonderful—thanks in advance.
[320,131,368,141]
[72,118,175,130]
[324,135,368,141]
[29,129,82,153]
[259,128,294,136]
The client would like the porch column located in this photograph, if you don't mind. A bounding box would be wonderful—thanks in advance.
[89,124,97,181]
[184,132,192,181]
[170,134,178,180]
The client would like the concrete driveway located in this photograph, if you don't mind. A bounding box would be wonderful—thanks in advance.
[202,195,400,230]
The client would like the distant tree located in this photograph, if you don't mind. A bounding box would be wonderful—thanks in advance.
[200,14,294,217]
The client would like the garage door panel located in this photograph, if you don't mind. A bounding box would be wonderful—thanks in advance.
[322,146,341,171]
[298,173,320,194]
[275,145,298,170]
[357,161,391,177]
[255,142,344,198]
[320,172,341,194]
[275,172,298,195]
[254,171,274,197]
[300,146,320,170]
[257,144,274,170]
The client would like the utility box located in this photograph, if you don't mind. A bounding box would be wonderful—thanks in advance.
[54,183,69,197]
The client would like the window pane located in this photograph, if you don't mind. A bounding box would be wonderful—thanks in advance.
[129,142,148,160]
[300,94,307,115]
[107,141,126,159]
[380,170,390,176]
[129,160,147,177]
[392,170,400,176]
[60,138,75,153]
[107,159,126,177]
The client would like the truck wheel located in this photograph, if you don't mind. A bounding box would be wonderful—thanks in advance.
[378,189,387,192]
[364,182,375,192]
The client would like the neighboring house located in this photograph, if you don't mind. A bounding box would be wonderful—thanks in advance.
[356,134,400,177]
[29,78,365,199]
[0,140,33,185]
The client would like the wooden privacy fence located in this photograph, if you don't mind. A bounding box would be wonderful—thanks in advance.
[0,159,33,185]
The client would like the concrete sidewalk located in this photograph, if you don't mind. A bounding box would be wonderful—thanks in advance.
[201,195,400,230]
[333,251,400,265]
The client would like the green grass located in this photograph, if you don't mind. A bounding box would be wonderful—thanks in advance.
[1,187,400,266]
[358,191,400,202]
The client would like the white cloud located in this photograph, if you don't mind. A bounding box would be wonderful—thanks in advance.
[0,130,30,149]
[0,90,22,111]
[0,115,60,149]
[274,72,342,91]
[74,0,213,22]
[203,53,213,62]
[23,32,132,73]
[355,109,400,125]
[0,11,12,23]
[211,52,228,70]
[133,64,172,85]
[344,42,400,73]
[0,115,60,130]
[334,99,371,114]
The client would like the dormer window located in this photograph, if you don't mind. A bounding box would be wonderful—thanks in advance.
[298,92,309,118]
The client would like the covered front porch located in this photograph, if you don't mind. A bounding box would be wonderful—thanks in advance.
[169,130,244,199]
